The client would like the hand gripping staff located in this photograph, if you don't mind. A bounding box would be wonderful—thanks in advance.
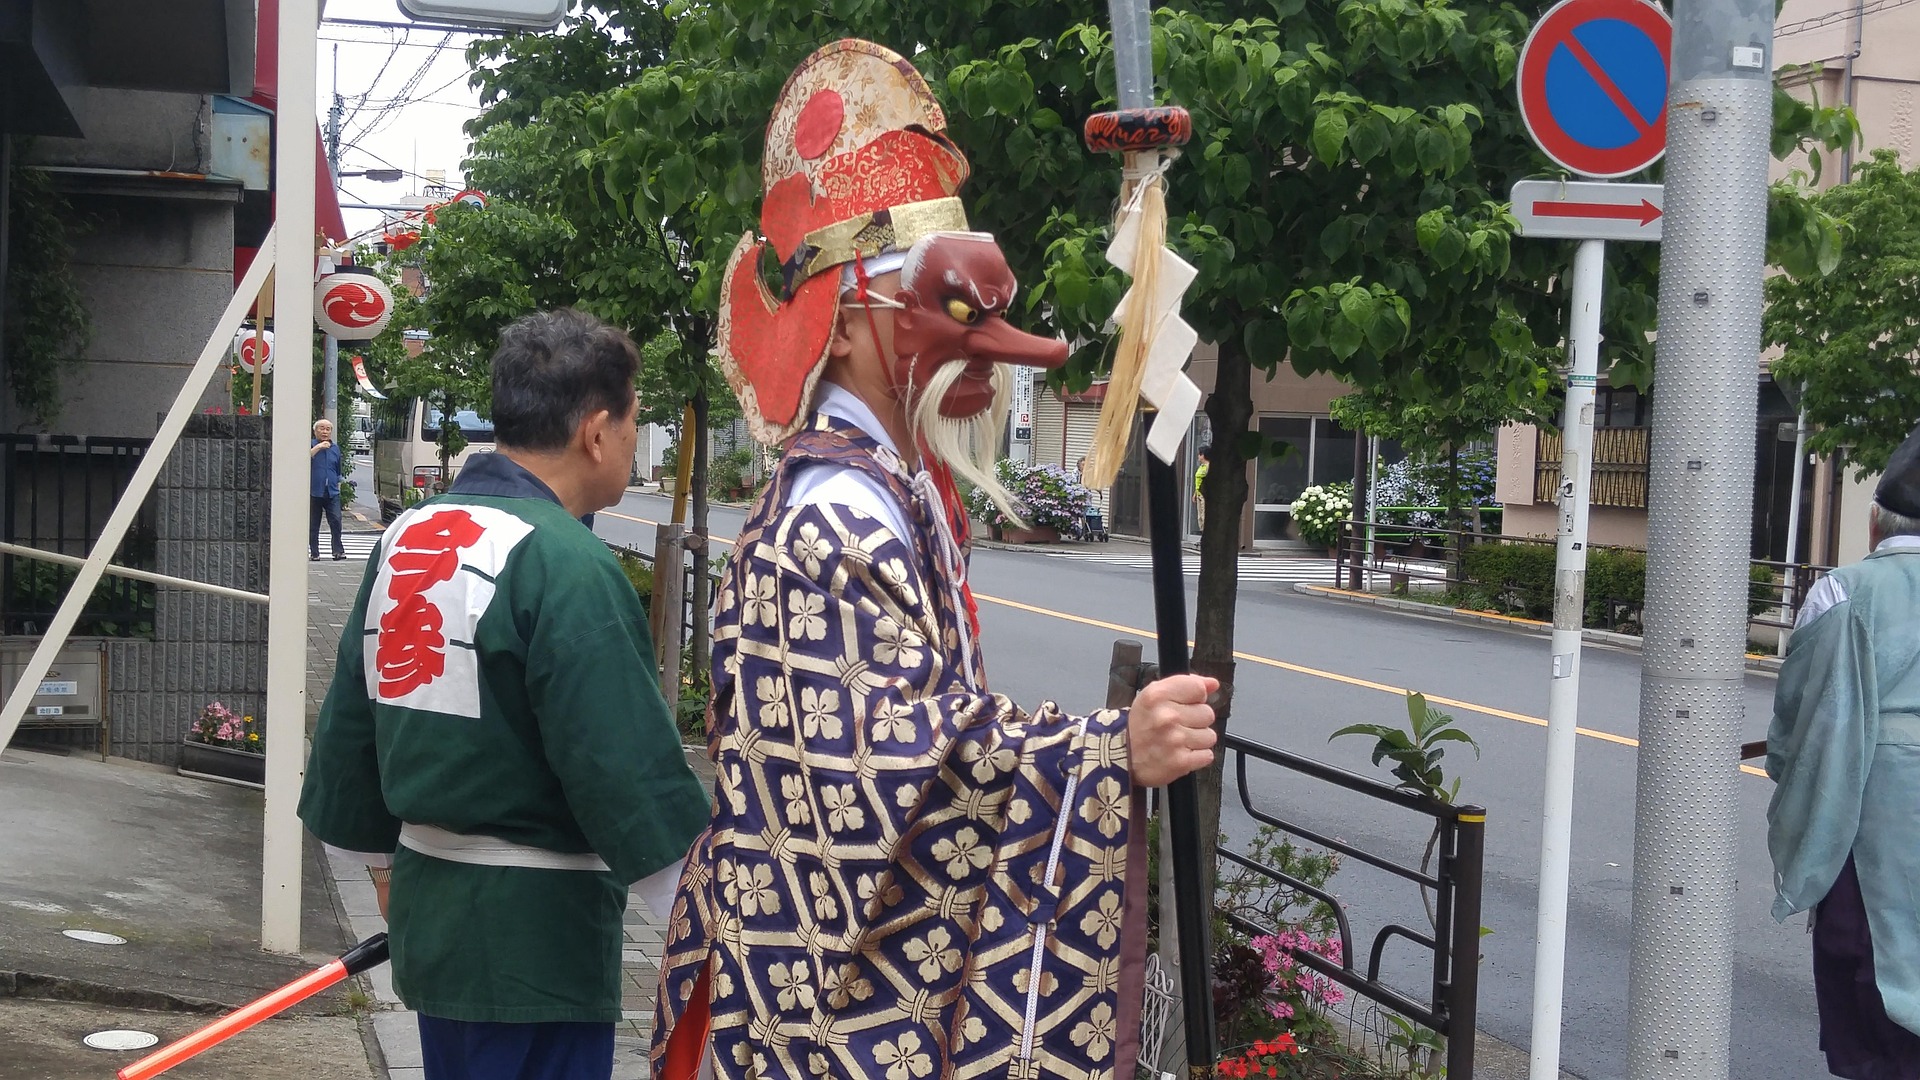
[116,934,389,1080]
[1082,3,1216,1078]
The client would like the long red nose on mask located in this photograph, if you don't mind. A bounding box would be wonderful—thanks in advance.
[964,317,1070,369]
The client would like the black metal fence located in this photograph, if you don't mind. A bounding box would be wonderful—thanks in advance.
[0,435,156,637]
[1220,732,1487,1080]
[603,538,719,643]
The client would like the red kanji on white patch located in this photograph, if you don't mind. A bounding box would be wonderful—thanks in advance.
[364,503,533,717]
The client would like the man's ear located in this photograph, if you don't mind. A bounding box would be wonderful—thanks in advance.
[827,309,854,359]
[579,409,612,463]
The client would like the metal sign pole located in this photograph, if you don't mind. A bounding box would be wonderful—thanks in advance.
[262,0,320,954]
[1626,0,1774,1072]
[1528,237,1605,1080]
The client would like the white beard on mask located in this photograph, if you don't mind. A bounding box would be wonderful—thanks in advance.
[908,361,1025,528]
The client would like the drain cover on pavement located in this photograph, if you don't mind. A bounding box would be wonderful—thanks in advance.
[62,929,127,945]
[83,1030,159,1051]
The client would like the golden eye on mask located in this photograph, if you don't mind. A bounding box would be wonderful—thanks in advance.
[944,298,982,325]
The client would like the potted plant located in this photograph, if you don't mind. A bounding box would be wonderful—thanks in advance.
[179,701,265,789]
[1288,482,1353,556]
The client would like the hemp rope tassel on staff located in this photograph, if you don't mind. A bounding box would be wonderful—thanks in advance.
[1084,151,1171,492]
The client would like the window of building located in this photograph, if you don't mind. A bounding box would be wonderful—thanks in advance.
[1252,415,1354,542]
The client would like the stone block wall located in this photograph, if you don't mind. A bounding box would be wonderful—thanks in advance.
[107,415,269,764]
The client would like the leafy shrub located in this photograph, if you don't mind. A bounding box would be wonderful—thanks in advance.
[1459,542,1774,630]
[1288,482,1352,547]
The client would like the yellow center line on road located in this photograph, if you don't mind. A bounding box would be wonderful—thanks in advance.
[602,504,1769,778]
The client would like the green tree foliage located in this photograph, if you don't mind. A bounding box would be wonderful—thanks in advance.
[461,1,1853,919]
[1766,148,1920,478]
[4,160,91,426]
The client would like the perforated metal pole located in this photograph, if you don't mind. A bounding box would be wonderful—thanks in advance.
[1529,238,1604,1080]
[1626,0,1773,1072]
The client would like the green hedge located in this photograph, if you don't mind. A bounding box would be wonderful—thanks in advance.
[1458,542,1772,632]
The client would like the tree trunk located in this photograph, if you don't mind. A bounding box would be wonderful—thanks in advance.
[1191,335,1253,911]
[690,387,712,695]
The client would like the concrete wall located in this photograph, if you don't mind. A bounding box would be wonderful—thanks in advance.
[10,88,236,440]
[106,415,268,765]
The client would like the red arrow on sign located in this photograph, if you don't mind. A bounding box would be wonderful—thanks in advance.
[1532,198,1662,227]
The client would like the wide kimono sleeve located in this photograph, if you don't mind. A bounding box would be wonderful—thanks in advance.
[299,558,403,854]
[1766,597,1880,920]
[690,501,1149,1080]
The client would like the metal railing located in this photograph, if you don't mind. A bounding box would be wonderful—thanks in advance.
[1220,732,1487,1080]
[0,435,157,637]
[1331,520,1829,639]
[603,537,721,645]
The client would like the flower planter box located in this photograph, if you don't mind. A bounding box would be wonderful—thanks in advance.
[1001,525,1060,545]
[179,741,265,790]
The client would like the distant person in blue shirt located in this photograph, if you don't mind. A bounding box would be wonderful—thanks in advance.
[310,418,345,561]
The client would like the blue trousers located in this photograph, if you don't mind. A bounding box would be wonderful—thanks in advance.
[417,1015,615,1080]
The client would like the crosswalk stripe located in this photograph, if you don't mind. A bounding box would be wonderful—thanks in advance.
[333,533,382,562]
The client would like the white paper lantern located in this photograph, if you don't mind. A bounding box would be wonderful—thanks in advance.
[314,272,396,340]
[233,329,274,374]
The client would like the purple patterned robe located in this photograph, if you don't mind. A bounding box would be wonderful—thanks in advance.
[652,416,1148,1080]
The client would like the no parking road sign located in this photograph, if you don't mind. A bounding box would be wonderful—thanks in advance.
[1518,0,1672,178]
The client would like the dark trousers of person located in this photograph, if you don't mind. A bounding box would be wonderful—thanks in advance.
[310,494,343,560]
[1813,855,1920,1080]
[417,1015,615,1080]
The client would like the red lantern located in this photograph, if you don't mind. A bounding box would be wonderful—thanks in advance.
[314,270,396,340]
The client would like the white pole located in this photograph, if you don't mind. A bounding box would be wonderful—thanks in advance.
[0,231,277,754]
[1529,237,1605,1080]
[262,0,319,954]
[1779,396,1808,647]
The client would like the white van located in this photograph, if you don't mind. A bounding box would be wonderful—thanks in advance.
[372,399,495,523]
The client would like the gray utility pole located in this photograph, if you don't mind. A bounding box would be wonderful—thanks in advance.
[1626,0,1773,1074]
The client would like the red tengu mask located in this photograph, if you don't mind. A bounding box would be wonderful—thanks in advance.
[887,232,1069,419]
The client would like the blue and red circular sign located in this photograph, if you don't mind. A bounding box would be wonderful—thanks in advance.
[1518,0,1672,179]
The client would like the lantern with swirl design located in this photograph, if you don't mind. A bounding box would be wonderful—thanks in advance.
[232,329,274,375]
[313,269,396,340]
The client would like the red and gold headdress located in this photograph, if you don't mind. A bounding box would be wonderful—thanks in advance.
[720,40,1057,444]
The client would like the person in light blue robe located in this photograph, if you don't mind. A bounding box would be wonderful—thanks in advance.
[1769,421,1920,1080]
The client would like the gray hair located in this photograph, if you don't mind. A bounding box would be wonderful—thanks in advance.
[490,309,638,452]
[1871,500,1920,540]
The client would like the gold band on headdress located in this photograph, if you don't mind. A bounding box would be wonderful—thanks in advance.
[780,197,969,295]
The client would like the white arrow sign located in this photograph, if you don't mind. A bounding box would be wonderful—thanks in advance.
[1512,179,1663,242]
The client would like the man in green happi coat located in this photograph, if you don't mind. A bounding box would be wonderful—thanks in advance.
[300,309,710,1080]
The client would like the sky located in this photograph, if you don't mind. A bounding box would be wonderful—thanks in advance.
[313,0,498,241]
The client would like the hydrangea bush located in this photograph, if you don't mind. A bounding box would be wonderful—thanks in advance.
[1288,482,1353,548]
[963,459,1097,533]
[1369,448,1499,531]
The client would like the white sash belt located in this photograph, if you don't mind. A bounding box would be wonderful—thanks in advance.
[398,822,611,873]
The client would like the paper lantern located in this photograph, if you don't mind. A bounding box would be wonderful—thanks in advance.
[233,329,273,374]
[314,271,396,340]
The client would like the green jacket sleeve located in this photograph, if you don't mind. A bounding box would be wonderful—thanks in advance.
[523,547,711,885]
[298,561,403,854]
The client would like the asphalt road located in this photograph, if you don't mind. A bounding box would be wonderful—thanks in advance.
[592,489,1813,1080]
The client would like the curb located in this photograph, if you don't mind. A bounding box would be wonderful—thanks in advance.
[1291,583,1786,674]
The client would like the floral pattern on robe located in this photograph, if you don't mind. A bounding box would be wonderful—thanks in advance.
[652,417,1147,1080]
